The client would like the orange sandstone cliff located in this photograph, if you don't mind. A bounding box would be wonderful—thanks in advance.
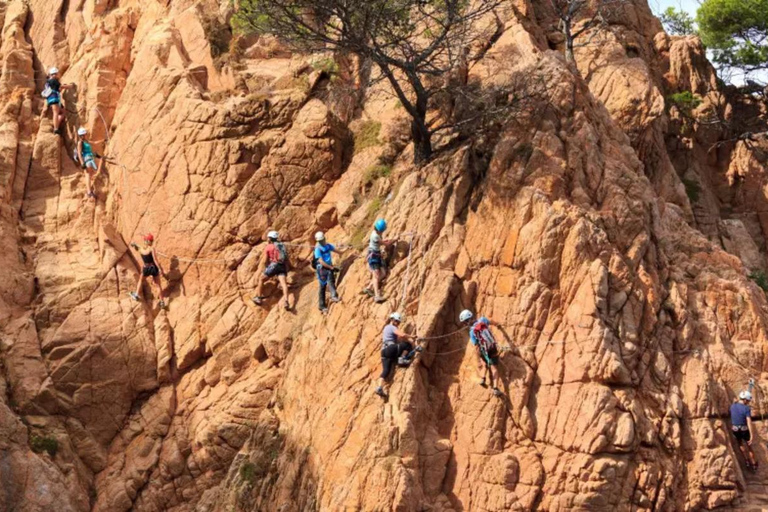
[0,0,768,510]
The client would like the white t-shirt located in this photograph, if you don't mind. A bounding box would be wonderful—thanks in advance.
[369,231,382,252]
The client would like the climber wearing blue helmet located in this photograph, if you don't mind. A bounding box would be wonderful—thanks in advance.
[460,310,502,397]
[363,218,395,304]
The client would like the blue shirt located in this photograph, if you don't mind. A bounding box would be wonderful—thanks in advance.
[314,243,335,265]
[730,402,752,427]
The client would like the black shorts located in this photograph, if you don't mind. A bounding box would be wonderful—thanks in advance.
[733,428,751,443]
[380,342,413,379]
[143,264,159,277]
[368,251,385,271]
[264,262,287,278]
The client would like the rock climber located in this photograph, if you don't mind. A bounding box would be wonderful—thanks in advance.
[129,233,168,309]
[76,128,103,199]
[364,218,396,304]
[313,231,343,313]
[730,390,759,472]
[460,310,502,397]
[43,67,73,135]
[251,230,290,310]
[375,312,422,399]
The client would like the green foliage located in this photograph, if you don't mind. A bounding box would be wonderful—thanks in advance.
[354,121,382,154]
[749,270,768,292]
[350,197,384,249]
[682,177,701,203]
[30,434,58,458]
[311,57,340,76]
[240,462,257,484]
[660,7,697,35]
[364,164,392,186]
[697,0,768,73]
[667,91,703,115]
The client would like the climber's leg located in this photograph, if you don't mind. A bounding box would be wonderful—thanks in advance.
[475,347,488,386]
[277,273,289,309]
[51,103,62,133]
[318,275,327,311]
[252,273,267,305]
[376,345,398,397]
[84,158,98,197]
[133,274,145,300]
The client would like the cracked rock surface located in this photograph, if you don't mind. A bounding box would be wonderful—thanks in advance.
[1,0,768,510]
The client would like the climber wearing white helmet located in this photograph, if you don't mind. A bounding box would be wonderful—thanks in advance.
[363,218,396,304]
[460,309,502,397]
[313,231,344,313]
[730,390,758,471]
[43,67,73,135]
[375,312,422,399]
[76,127,103,199]
[252,230,290,310]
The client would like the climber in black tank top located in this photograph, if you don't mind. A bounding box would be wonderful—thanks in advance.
[128,233,168,309]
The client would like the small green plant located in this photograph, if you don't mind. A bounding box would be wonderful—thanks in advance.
[749,270,768,292]
[682,177,701,203]
[364,164,392,186]
[240,462,256,484]
[354,121,382,154]
[30,434,58,457]
[666,91,703,116]
[311,57,340,77]
[350,196,385,248]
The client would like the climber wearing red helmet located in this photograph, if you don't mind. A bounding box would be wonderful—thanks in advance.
[129,233,168,309]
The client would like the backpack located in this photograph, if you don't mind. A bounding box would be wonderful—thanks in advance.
[41,83,52,98]
[473,322,498,356]
[275,242,288,264]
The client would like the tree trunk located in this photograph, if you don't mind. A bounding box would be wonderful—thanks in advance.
[411,90,431,166]
[563,23,575,63]
[411,117,432,166]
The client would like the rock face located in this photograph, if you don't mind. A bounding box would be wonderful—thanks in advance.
[0,0,767,510]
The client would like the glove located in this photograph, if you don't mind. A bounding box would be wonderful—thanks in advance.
[332,266,341,272]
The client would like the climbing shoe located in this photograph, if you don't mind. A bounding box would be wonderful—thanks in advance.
[320,307,328,315]
[398,356,412,367]
[479,378,487,388]
[129,292,140,302]
[374,296,386,304]
[331,296,341,303]
[375,386,387,398]
[158,300,167,310]
[283,302,290,311]
[492,387,502,397]
[251,296,264,306]
[361,288,374,297]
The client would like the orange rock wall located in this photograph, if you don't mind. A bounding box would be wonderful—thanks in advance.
[0,0,767,510]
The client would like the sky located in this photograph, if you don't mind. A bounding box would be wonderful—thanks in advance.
[648,0,766,85]
[650,0,701,15]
